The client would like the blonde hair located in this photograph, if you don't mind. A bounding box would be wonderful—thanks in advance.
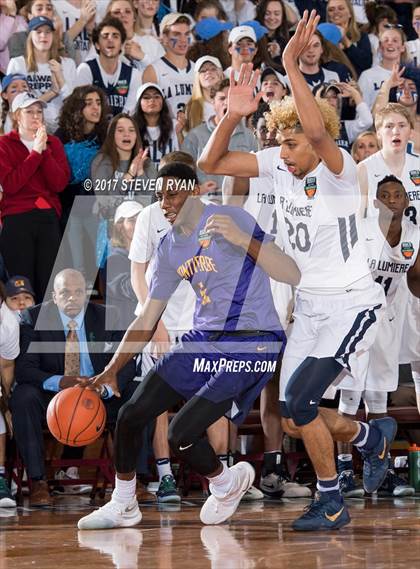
[265,96,341,140]
[26,29,61,72]
[351,130,379,161]
[379,26,407,62]
[327,0,361,44]
[375,102,414,130]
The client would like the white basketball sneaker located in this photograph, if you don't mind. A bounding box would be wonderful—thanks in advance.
[200,462,255,525]
[77,497,142,530]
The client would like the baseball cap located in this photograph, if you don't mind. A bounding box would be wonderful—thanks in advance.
[11,92,47,112]
[5,276,35,298]
[228,25,257,45]
[241,20,268,41]
[114,201,144,223]
[159,12,194,35]
[261,67,287,88]
[194,17,233,41]
[317,23,341,46]
[136,82,164,101]
[28,16,55,33]
[1,74,28,92]
[195,55,222,72]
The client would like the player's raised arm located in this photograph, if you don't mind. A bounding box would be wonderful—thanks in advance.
[198,64,261,178]
[89,297,167,396]
[282,10,343,175]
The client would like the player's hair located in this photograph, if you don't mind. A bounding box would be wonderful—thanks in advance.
[92,16,127,51]
[376,174,405,196]
[265,96,341,140]
[156,162,199,185]
[160,151,195,169]
[251,101,271,130]
[374,102,414,130]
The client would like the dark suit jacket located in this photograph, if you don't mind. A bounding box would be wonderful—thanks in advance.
[15,301,135,392]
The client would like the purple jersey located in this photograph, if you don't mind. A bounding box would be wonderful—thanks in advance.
[149,204,282,332]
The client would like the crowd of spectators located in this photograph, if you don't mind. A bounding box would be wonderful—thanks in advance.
[0,0,419,508]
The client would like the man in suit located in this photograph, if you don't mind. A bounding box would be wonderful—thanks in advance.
[10,268,148,506]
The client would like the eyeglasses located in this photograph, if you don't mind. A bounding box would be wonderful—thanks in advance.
[383,23,404,30]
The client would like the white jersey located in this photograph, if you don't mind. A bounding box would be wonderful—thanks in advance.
[149,57,194,118]
[256,147,371,293]
[362,151,420,227]
[128,201,195,331]
[0,302,19,361]
[145,121,179,167]
[244,172,293,327]
[406,38,420,68]
[363,218,419,305]
[358,66,391,110]
[53,0,108,65]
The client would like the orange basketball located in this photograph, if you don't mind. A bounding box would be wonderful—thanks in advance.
[47,386,106,446]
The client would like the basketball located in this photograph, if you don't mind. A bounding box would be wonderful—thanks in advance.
[46,386,106,447]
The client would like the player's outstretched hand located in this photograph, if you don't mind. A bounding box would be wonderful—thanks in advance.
[87,369,121,398]
[205,214,249,248]
[228,63,262,118]
[282,9,320,68]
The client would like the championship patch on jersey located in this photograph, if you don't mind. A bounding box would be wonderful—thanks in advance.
[401,241,415,259]
[198,229,212,249]
[409,170,420,186]
[116,80,129,96]
[304,177,317,199]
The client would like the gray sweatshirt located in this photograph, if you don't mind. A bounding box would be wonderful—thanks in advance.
[181,117,258,188]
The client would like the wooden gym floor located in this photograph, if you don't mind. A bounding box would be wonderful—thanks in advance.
[2,494,420,569]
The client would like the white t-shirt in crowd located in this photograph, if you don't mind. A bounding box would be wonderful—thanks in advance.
[128,201,195,331]
[144,120,179,167]
[7,56,77,132]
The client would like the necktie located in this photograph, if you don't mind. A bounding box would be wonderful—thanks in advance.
[64,320,80,376]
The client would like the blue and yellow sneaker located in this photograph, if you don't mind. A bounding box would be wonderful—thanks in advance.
[361,417,397,494]
[292,492,350,531]
[156,475,181,503]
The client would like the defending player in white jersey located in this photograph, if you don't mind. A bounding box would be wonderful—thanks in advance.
[359,102,420,406]
[337,175,420,498]
[222,103,310,499]
[199,11,394,532]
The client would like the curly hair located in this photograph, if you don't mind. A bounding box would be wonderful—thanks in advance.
[58,85,110,143]
[265,96,341,140]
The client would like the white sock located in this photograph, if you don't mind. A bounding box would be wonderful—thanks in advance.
[113,476,136,504]
[156,459,173,482]
[207,462,234,496]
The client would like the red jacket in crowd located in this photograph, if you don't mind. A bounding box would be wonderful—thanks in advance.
[0,130,70,218]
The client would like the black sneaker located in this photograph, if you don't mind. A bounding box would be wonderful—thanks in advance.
[379,470,415,497]
[0,478,16,508]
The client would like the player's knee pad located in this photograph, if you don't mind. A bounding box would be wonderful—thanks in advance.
[363,390,388,414]
[168,416,194,455]
[339,389,362,416]
[285,382,318,427]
